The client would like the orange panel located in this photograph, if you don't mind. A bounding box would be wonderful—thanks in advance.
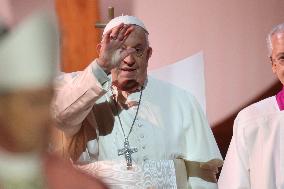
[55,0,101,72]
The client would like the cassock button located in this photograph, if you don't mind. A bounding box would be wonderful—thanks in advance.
[138,123,143,128]
[143,156,148,161]
[142,145,146,150]
[140,134,144,138]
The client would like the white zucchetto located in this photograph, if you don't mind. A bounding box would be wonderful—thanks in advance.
[103,15,148,35]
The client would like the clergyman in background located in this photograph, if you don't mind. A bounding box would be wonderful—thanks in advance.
[218,23,284,189]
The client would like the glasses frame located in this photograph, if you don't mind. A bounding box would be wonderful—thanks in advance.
[270,56,284,66]
[121,45,149,58]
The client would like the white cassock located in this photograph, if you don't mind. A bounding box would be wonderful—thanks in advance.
[52,60,222,189]
[218,96,284,189]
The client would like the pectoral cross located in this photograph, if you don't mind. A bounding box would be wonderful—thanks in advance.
[118,138,138,169]
[95,7,115,28]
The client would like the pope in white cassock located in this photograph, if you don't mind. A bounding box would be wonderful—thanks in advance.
[218,23,284,189]
[52,15,223,189]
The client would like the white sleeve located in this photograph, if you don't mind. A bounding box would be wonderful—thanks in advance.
[218,117,251,189]
[51,59,110,136]
[184,93,222,188]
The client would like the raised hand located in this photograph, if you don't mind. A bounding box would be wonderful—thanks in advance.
[97,23,135,74]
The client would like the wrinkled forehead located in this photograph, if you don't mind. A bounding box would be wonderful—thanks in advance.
[271,32,284,57]
[272,32,284,39]
[271,32,284,46]
[124,26,148,44]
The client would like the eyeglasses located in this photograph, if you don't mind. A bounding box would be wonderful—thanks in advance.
[270,55,284,66]
[121,45,148,58]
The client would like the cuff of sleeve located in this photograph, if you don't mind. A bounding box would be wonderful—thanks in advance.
[91,59,111,91]
[173,159,189,189]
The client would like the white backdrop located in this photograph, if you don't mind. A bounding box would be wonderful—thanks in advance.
[150,51,206,113]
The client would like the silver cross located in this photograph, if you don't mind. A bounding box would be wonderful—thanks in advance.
[118,138,138,169]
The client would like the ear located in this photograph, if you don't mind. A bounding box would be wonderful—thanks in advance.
[146,47,152,61]
[96,43,102,54]
[272,62,277,74]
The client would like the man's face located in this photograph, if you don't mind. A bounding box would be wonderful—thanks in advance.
[0,87,53,152]
[111,26,152,92]
[271,32,284,85]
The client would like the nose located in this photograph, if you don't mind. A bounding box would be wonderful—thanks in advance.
[123,53,136,66]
